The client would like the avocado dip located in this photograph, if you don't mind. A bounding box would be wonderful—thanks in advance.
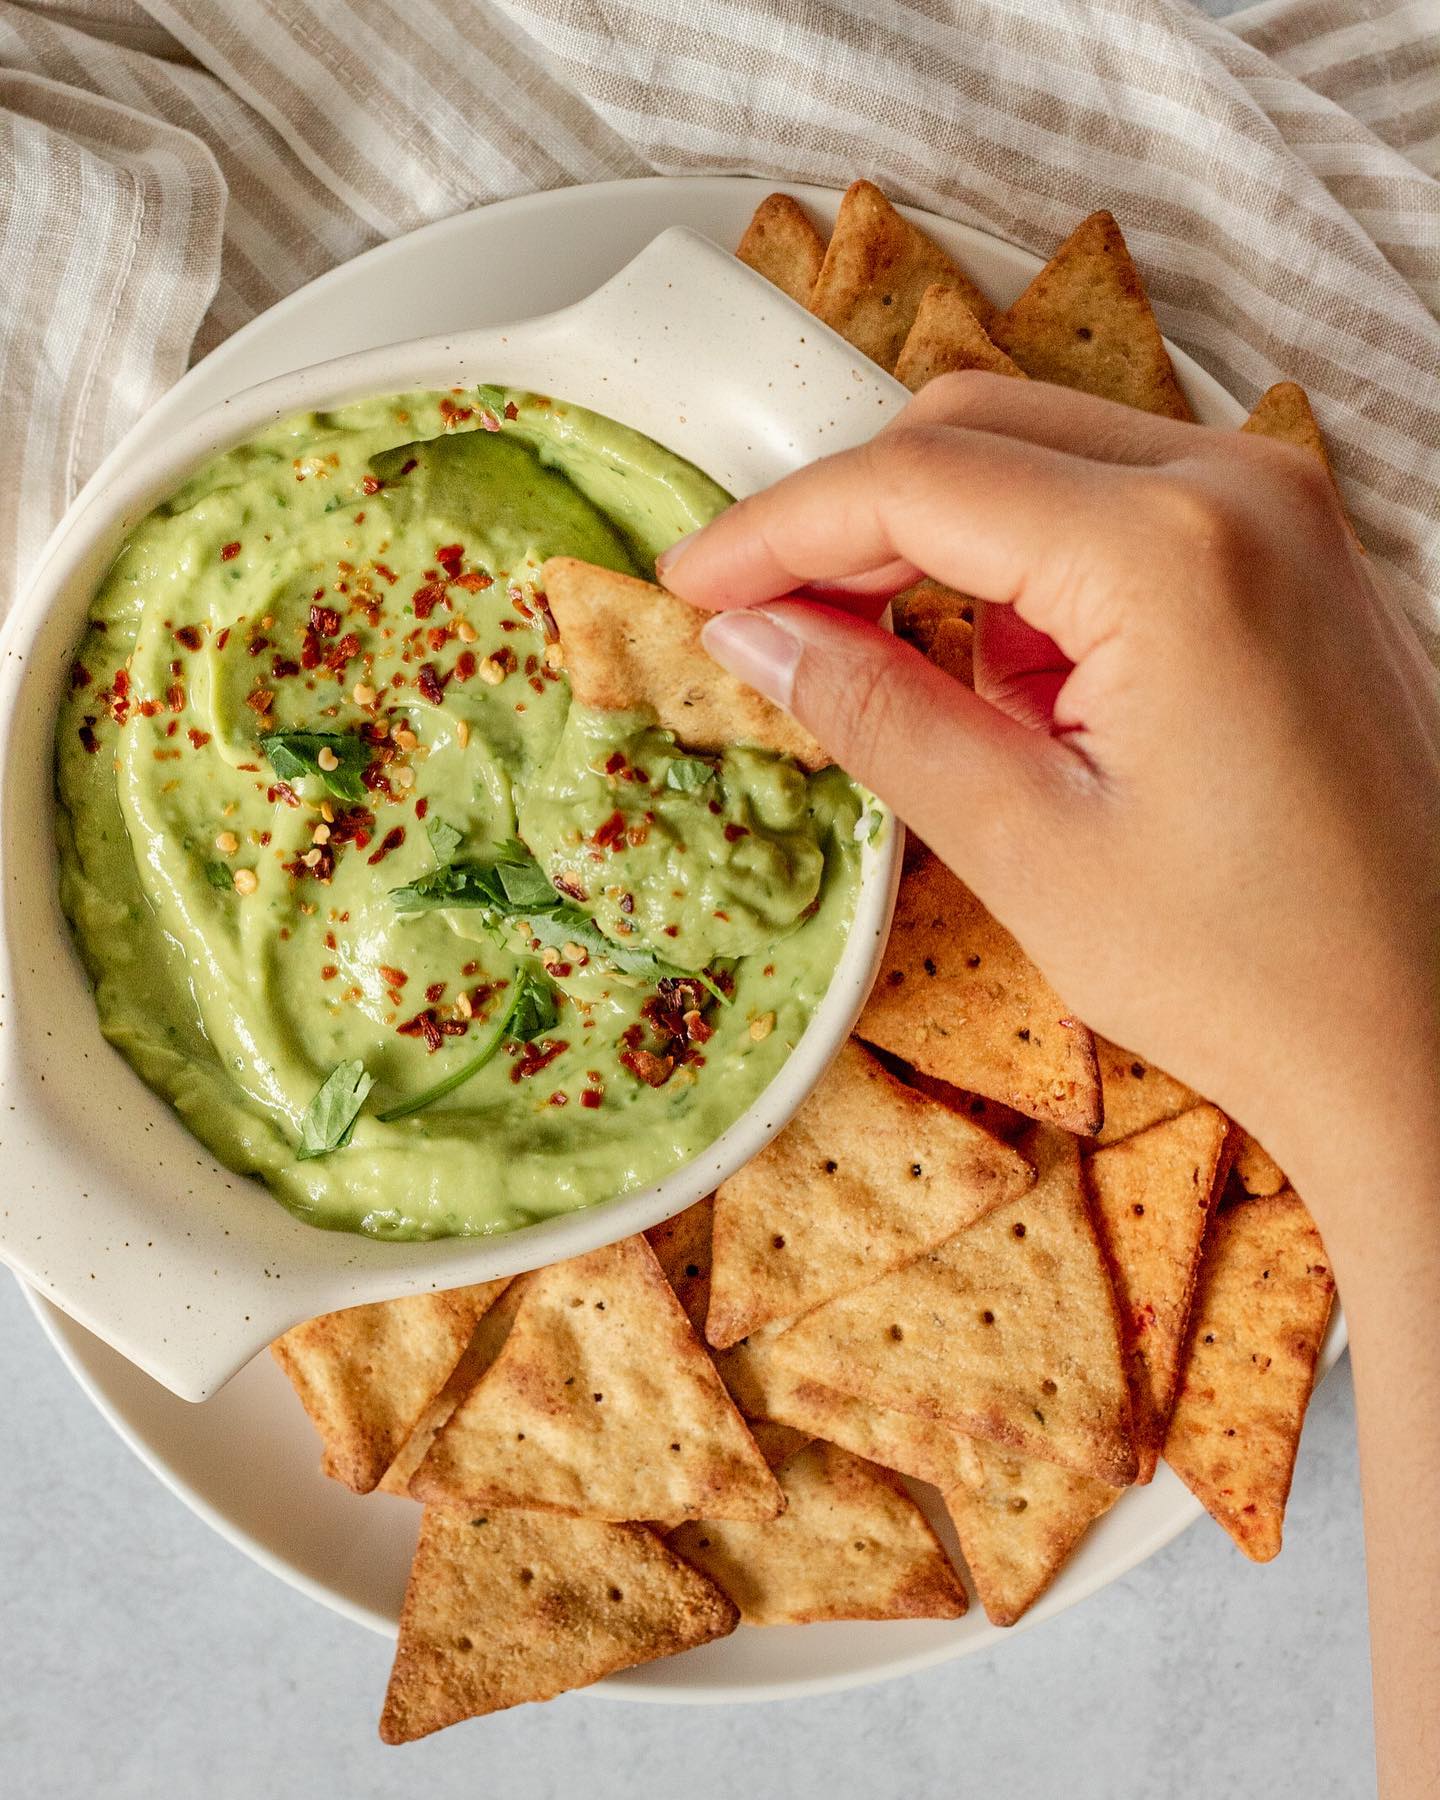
[55,388,866,1239]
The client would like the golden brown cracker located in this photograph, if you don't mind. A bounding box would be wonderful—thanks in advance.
[736,191,827,305]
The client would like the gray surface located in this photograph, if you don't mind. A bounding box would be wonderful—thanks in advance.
[0,1271,1374,1799]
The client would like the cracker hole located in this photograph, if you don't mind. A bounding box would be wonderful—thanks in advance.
[1076,325,1093,340]
[1041,1378,1057,1395]
[593,1392,604,1403]
[608,1586,624,1602]
[922,956,938,976]
[966,954,981,968]
[1008,1497,1028,1514]
[981,1309,995,1325]
[455,1634,474,1651]
[772,1234,786,1250]
[519,1569,534,1586]
[889,1324,904,1341]
[1012,1222,1026,1238]
[823,1158,838,1174]
[684,1263,700,1278]
[1132,1203,1145,1217]
[910,1163,922,1178]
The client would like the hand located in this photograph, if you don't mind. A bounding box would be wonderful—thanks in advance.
[658,373,1440,1213]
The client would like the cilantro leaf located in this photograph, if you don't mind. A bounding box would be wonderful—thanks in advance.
[524,906,725,1001]
[375,969,559,1122]
[425,816,464,864]
[260,730,369,804]
[297,1060,374,1160]
[473,383,510,416]
[201,858,235,891]
[665,757,715,792]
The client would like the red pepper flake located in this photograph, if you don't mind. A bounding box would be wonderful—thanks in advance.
[479,410,501,433]
[78,719,100,754]
[509,586,534,621]
[367,825,406,865]
[165,719,179,738]
[412,582,445,621]
[528,675,545,695]
[324,632,361,674]
[454,649,477,681]
[723,822,749,843]
[426,625,451,652]
[591,811,627,851]
[320,964,338,981]
[187,728,211,749]
[439,398,473,428]
[174,626,203,652]
[663,924,679,938]
[707,799,722,815]
[461,961,479,978]
[620,1047,674,1088]
[70,661,91,689]
[399,457,418,477]
[215,627,231,652]
[138,699,162,719]
[247,636,271,658]
[425,981,446,1004]
[220,541,241,562]
[397,1010,445,1052]
[374,562,398,586]
[361,474,383,496]
[166,683,185,713]
[272,656,301,680]
[417,663,445,706]
[580,1088,603,1109]
[618,891,635,915]
[548,1090,568,1107]
[604,752,626,776]
[435,544,464,580]
[510,1039,569,1082]
[282,845,334,882]
[503,401,519,421]
[244,687,274,715]
[266,782,301,808]
[414,796,429,819]
[309,603,342,638]
[453,570,492,592]
[379,964,409,989]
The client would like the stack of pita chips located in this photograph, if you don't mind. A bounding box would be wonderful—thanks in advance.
[269,187,1343,1743]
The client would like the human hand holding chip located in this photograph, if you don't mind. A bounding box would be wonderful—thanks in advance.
[659,375,1440,1228]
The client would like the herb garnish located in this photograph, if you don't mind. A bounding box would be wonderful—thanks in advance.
[665,757,715,792]
[425,816,464,864]
[376,968,558,1122]
[297,1059,375,1159]
[259,730,369,804]
[201,858,235,891]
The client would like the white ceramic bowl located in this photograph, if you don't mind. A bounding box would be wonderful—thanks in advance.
[0,227,905,1400]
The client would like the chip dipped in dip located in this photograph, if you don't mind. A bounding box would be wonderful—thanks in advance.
[55,389,866,1239]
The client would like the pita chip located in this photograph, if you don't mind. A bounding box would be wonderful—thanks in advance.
[808,179,998,371]
[943,1436,1119,1626]
[670,1440,966,1626]
[898,1067,1030,1146]
[992,211,1192,419]
[645,1196,715,1334]
[1086,1105,1234,1480]
[892,580,976,686]
[1093,1037,1199,1144]
[1164,1190,1334,1561]
[1242,381,1329,468]
[379,1508,737,1740]
[272,1280,510,1493]
[541,556,828,769]
[1234,1132,1286,1197]
[767,1125,1138,1485]
[409,1236,783,1523]
[857,845,1102,1134]
[895,281,1027,391]
[707,1037,1034,1347]
[736,192,827,305]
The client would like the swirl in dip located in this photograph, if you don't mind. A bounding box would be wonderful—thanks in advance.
[55,389,864,1238]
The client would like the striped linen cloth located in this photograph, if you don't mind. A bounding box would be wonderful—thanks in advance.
[1,0,1436,627]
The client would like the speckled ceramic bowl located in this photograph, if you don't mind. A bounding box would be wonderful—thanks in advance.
[0,228,906,1399]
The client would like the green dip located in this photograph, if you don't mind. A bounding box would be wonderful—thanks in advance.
[55,388,864,1239]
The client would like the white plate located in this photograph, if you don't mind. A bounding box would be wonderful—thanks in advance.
[23,175,1345,1702]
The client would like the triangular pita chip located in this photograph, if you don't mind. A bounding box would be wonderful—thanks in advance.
[541,556,828,768]
[1086,1105,1233,1480]
[380,1508,737,1740]
[1163,1190,1334,1560]
[897,1065,1029,1145]
[1093,1036,1199,1145]
[645,1196,715,1335]
[736,192,827,305]
[992,211,1192,419]
[1233,1131,1285,1197]
[892,580,975,686]
[1241,381,1329,466]
[943,1436,1119,1626]
[272,1280,510,1493]
[808,179,998,372]
[895,281,1027,391]
[409,1236,783,1523]
[857,844,1102,1134]
[669,1440,966,1625]
[767,1125,1137,1484]
[707,1037,1034,1348]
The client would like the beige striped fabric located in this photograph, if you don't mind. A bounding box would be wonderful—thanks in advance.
[2,0,1437,624]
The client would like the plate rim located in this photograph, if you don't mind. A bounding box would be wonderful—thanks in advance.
[20,172,1342,1706]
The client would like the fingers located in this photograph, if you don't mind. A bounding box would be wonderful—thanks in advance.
[972,600,1074,729]
[892,370,1197,465]
[661,424,1142,661]
[699,601,1088,880]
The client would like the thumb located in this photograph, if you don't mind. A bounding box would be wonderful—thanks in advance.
[700,601,1082,880]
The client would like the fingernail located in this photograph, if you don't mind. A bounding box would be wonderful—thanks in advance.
[700,609,802,706]
[655,530,698,582]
